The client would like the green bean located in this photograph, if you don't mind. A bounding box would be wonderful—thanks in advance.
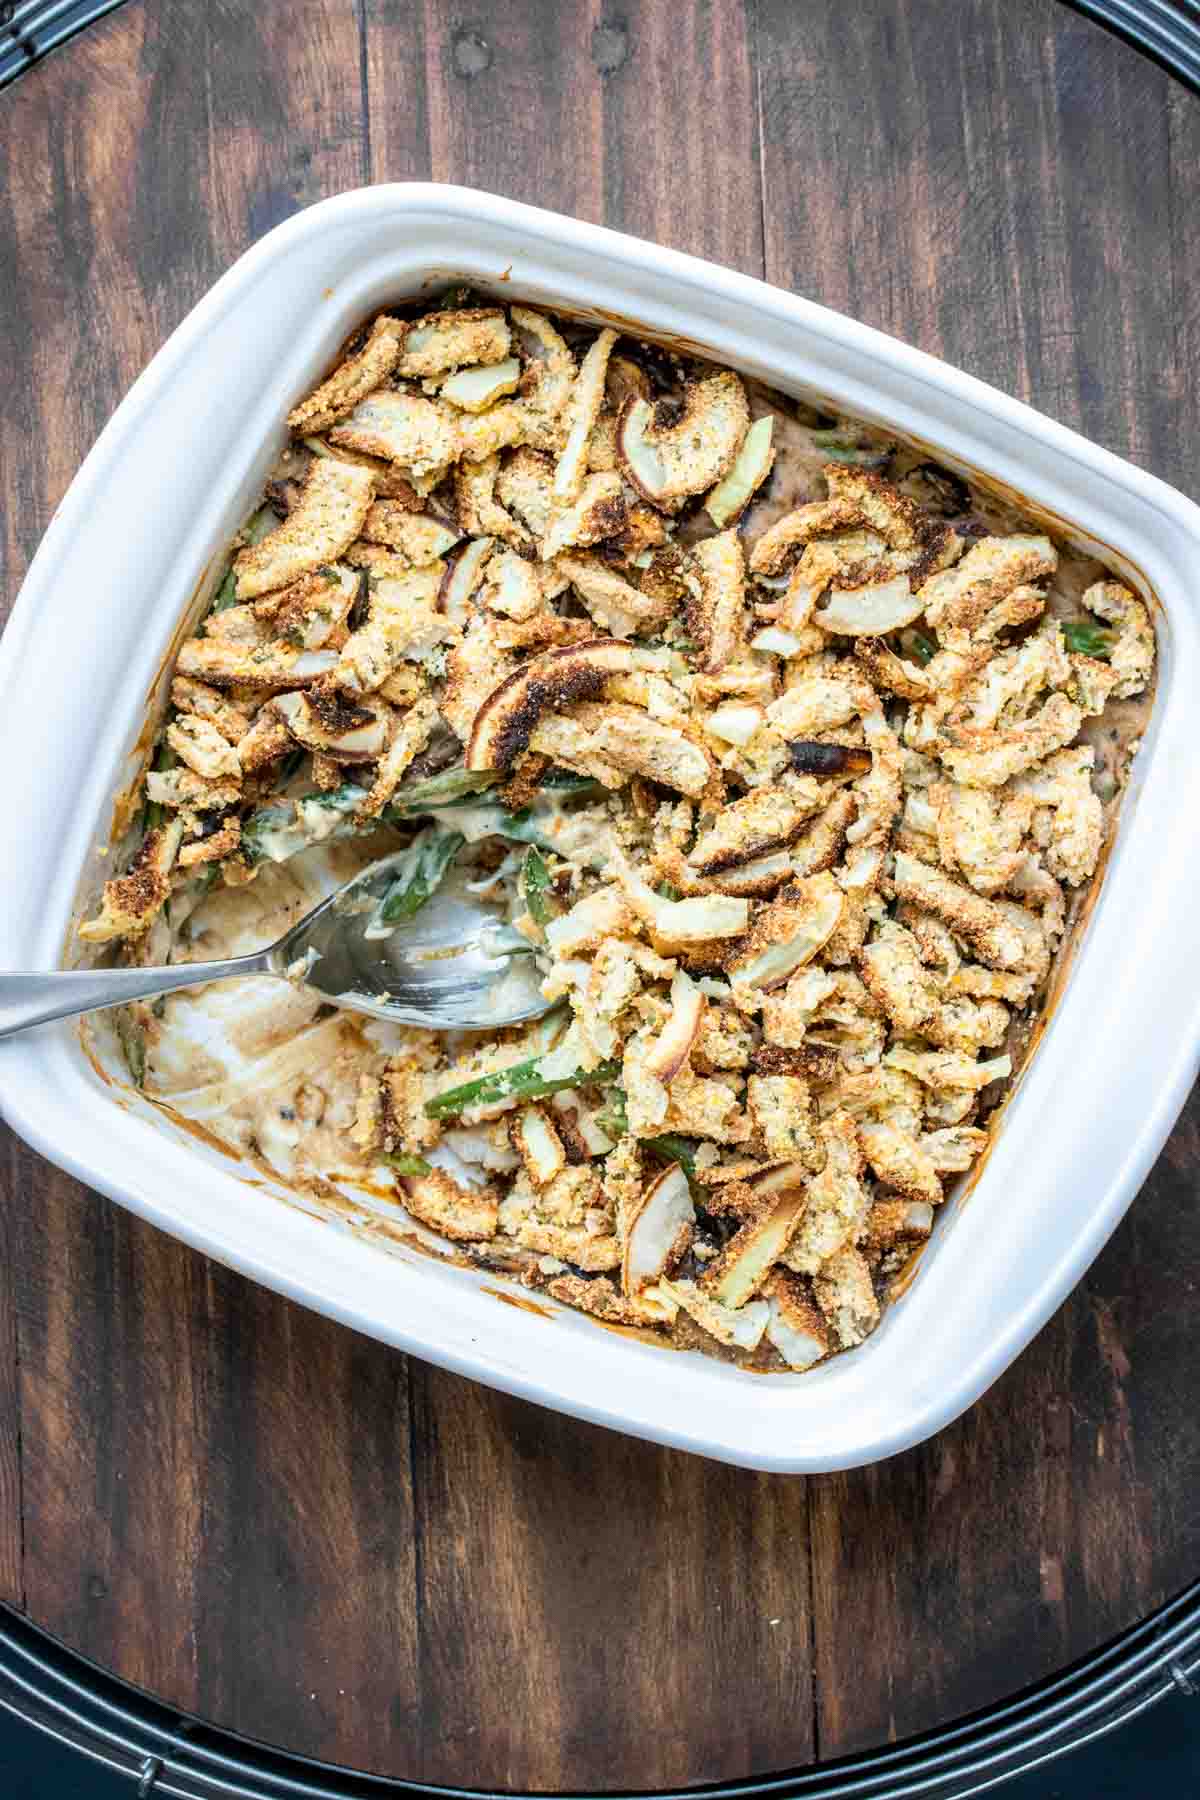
[521,847,558,929]
[115,1008,147,1089]
[383,1153,432,1175]
[539,769,605,796]
[901,628,937,666]
[425,1056,621,1119]
[1062,620,1114,659]
[645,1134,700,1177]
[210,565,239,614]
[375,830,464,924]
[388,766,500,812]
[141,741,180,836]
[595,1087,629,1141]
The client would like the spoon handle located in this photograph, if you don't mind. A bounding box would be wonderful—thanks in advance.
[0,953,272,1040]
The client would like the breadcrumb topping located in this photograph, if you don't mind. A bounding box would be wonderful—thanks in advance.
[80,291,1156,1378]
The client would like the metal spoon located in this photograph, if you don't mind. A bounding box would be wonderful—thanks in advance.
[0,850,554,1039]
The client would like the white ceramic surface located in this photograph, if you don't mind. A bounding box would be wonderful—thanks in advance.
[1,184,1198,1472]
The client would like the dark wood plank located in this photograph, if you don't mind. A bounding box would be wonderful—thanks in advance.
[0,1136,23,1605]
[1167,57,1200,502]
[365,0,764,275]
[410,1375,813,1789]
[756,0,1200,1756]
[13,1164,420,1768]
[0,0,365,603]
[755,0,1182,487]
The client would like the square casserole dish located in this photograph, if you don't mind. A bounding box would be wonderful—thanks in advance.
[1,183,1198,1473]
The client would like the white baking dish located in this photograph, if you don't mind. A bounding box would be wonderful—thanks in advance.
[1,183,1198,1472]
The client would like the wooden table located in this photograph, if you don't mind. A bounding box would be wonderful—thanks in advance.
[1,1,1198,1789]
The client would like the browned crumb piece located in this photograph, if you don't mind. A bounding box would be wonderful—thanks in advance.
[545,1274,672,1330]
[746,1073,821,1166]
[762,1270,831,1369]
[178,818,242,868]
[858,1121,943,1208]
[170,677,251,744]
[79,818,183,943]
[350,1073,384,1153]
[234,458,376,601]
[784,1111,868,1275]
[861,1197,934,1258]
[691,1005,754,1073]
[382,1061,440,1154]
[891,853,1026,970]
[237,709,295,774]
[287,316,406,433]
[694,1173,761,1218]
[500,752,550,811]
[751,1042,841,1085]
[812,1245,880,1348]
[400,1169,499,1242]
[700,1186,807,1308]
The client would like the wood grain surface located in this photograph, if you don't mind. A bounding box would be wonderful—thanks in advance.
[1,0,1198,1787]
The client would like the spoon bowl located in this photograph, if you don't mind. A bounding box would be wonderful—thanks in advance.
[0,850,555,1039]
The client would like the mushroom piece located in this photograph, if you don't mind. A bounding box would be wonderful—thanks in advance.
[814,573,923,635]
[233,458,376,600]
[508,305,576,441]
[399,1169,499,1241]
[739,1160,816,1199]
[465,637,638,771]
[763,1271,830,1370]
[694,851,794,898]
[747,497,863,576]
[657,1278,770,1350]
[644,970,707,1082]
[749,626,807,657]
[440,357,522,412]
[287,315,407,434]
[689,528,746,674]
[727,873,845,991]
[623,1163,695,1297]
[687,783,824,875]
[617,371,750,508]
[510,1105,568,1188]
[701,1187,808,1310]
[361,503,462,564]
[175,639,340,693]
[705,413,776,526]
[273,690,389,762]
[397,308,511,378]
[655,894,750,943]
[706,702,764,747]
[553,327,619,505]
[437,536,494,625]
[786,741,873,777]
